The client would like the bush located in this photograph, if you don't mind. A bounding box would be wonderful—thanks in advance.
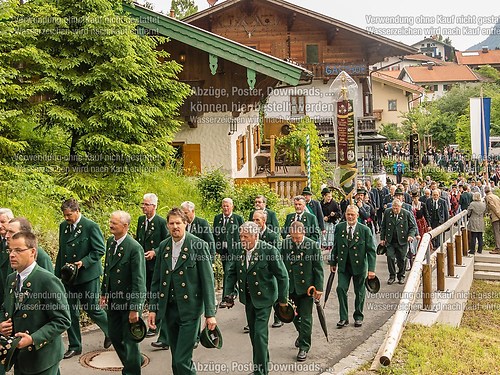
[231,182,279,220]
[196,169,231,210]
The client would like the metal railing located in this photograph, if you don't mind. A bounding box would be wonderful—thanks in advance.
[376,210,469,367]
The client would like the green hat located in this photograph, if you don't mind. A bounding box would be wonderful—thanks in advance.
[394,188,404,196]
[129,318,147,342]
[273,301,296,323]
[60,263,78,286]
[0,335,21,372]
[365,276,381,294]
[356,188,366,196]
[321,187,330,196]
[199,326,223,349]
[301,187,313,196]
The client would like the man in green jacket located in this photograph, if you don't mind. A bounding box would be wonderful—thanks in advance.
[380,199,417,285]
[329,205,376,328]
[248,195,280,233]
[55,199,110,359]
[0,231,71,375]
[148,208,217,375]
[282,196,320,241]
[213,198,243,308]
[101,211,146,375]
[280,221,323,361]
[181,201,215,260]
[225,221,289,375]
[136,193,169,345]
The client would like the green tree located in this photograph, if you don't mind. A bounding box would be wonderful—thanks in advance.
[379,123,406,141]
[171,0,198,19]
[475,65,500,82]
[0,0,190,172]
[275,117,328,193]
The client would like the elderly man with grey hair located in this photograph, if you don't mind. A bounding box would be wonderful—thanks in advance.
[135,193,168,344]
[282,195,320,241]
[213,198,244,308]
[380,198,417,285]
[467,192,486,255]
[224,221,289,375]
[101,210,146,374]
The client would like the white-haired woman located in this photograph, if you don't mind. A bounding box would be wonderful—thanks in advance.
[467,192,486,254]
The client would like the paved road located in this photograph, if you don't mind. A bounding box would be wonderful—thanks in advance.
[51,249,406,375]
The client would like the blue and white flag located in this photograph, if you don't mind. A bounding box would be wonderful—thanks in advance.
[470,97,491,159]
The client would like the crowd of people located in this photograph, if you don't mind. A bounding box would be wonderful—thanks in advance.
[0,173,499,375]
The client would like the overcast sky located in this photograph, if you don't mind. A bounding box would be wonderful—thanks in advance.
[145,0,498,51]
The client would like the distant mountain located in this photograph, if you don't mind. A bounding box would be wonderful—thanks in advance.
[467,20,500,50]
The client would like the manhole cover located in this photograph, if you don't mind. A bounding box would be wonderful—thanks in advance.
[80,350,149,371]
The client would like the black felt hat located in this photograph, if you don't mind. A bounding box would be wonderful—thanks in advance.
[365,276,381,294]
[60,263,78,286]
[0,335,21,372]
[273,301,296,323]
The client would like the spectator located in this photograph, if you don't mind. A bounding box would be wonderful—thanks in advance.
[467,193,486,255]
[484,187,500,254]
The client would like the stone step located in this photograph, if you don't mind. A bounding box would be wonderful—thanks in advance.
[474,253,500,264]
[474,262,500,272]
[473,271,500,281]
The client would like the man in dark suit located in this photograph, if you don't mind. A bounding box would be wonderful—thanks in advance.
[302,187,325,235]
[135,193,168,344]
[6,217,53,272]
[0,231,71,375]
[100,211,146,375]
[280,221,323,362]
[380,199,417,285]
[55,199,110,359]
[225,221,289,375]
[181,201,215,260]
[329,205,376,328]
[253,209,282,329]
[213,198,244,308]
[248,195,280,233]
[148,208,217,375]
[425,189,449,247]
[282,196,320,241]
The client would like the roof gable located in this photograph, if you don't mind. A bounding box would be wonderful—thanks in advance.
[402,65,479,83]
[123,2,312,86]
[372,71,425,94]
[183,0,415,62]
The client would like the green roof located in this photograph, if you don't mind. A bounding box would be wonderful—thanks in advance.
[123,3,312,86]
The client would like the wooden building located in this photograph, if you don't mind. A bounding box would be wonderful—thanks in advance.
[184,0,416,177]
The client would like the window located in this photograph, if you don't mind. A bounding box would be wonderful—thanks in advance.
[291,95,306,115]
[236,134,247,171]
[306,44,319,64]
[388,100,397,111]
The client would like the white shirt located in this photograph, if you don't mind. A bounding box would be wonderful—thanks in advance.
[112,234,127,254]
[172,235,186,269]
[346,223,357,238]
[17,261,37,290]
[246,244,257,268]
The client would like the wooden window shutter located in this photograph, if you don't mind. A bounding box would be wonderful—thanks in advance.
[236,136,242,171]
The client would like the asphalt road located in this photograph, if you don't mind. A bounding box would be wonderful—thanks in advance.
[52,249,406,375]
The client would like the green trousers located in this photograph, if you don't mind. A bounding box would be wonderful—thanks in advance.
[107,309,142,375]
[245,300,272,375]
[165,301,199,375]
[336,270,366,321]
[66,278,109,351]
[386,243,408,280]
[291,293,314,352]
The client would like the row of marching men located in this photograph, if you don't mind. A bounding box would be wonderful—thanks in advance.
[0,190,379,375]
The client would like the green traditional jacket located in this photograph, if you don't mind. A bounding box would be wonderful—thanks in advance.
[136,214,168,272]
[101,234,146,312]
[0,265,71,373]
[213,213,244,256]
[282,211,320,242]
[248,208,280,233]
[55,215,105,285]
[380,208,417,246]
[224,240,289,309]
[150,233,216,321]
[280,236,324,295]
[329,222,376,276]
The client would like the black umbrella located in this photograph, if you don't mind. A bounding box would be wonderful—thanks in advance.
[323,271,336,309]
[308,286,329,342]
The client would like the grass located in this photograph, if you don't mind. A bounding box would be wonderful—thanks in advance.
[367,280,500,375]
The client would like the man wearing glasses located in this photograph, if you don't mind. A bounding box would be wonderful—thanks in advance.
[0,231,71,374]
[55,198,110,359]
[136,193,168,347]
